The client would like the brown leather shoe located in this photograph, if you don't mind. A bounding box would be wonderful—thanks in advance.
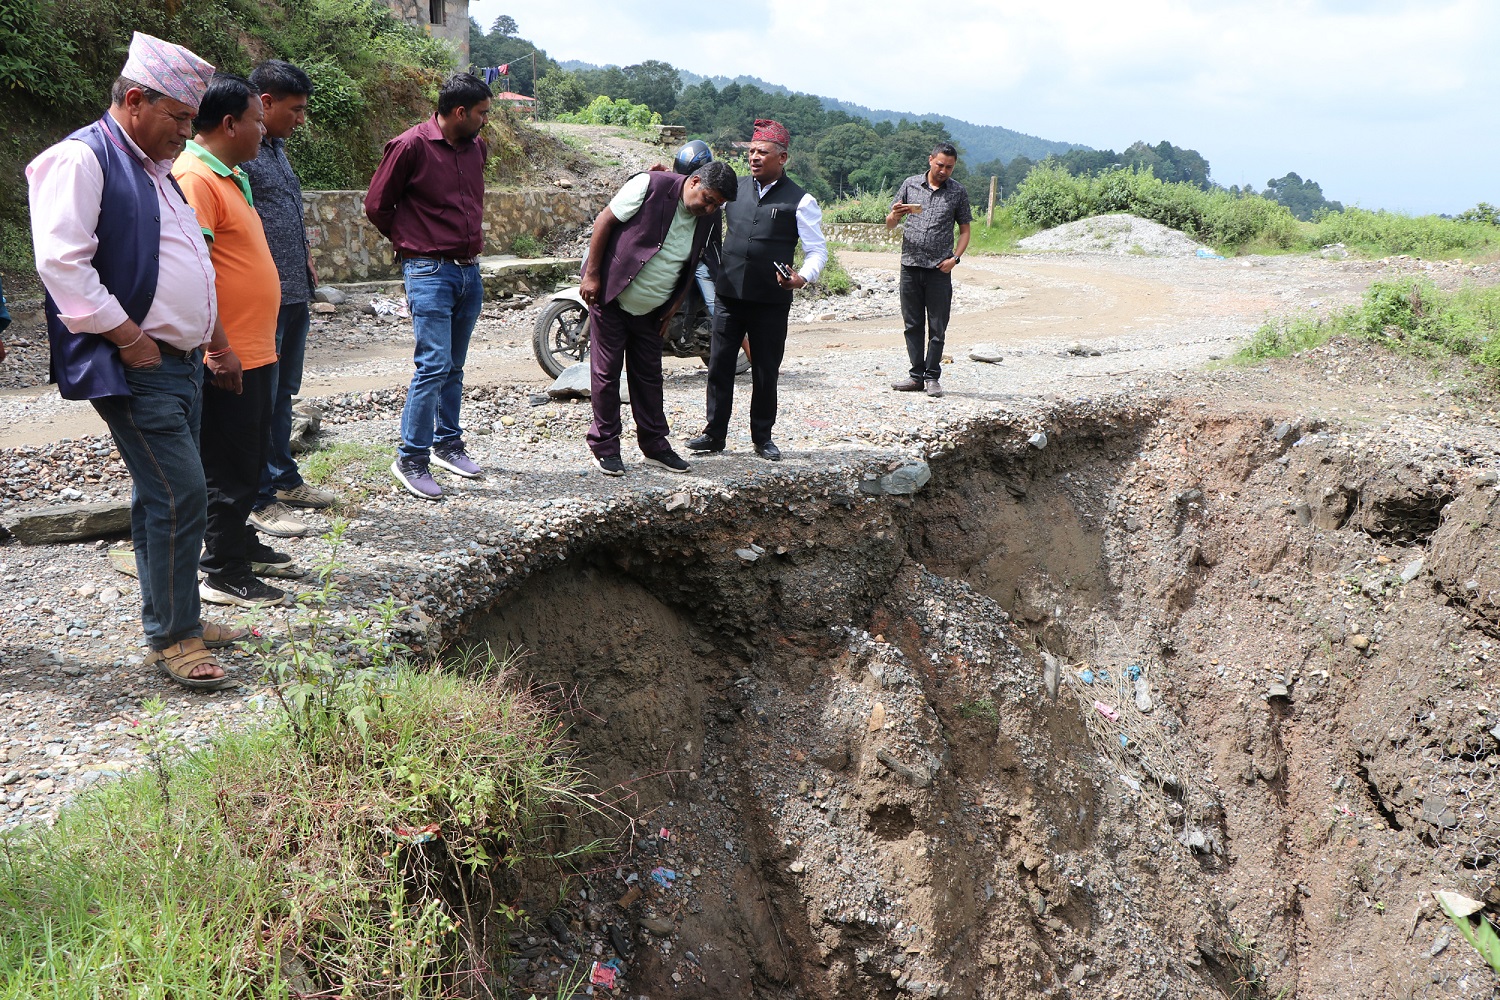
[925,379,945,398]
[891,378,925,392]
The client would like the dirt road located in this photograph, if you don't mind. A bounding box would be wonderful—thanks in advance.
[0,248,1409,449]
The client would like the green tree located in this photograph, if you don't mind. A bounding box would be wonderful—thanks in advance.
[816,123,881,195]
[1122,140,1210,189]
[1264,172,1343,221]
[622,60,681,116]
[1456,203,1500,226]
[535,68,591,120]
[467,17,555,94]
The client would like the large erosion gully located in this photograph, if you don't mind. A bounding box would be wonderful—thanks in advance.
[387,398,1491,999]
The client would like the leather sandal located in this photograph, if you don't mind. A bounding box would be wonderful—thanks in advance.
[150,637,235,691]
[201,621,250,648]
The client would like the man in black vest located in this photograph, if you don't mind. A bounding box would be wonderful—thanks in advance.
[579,161,737,476]
[689,119,827,462]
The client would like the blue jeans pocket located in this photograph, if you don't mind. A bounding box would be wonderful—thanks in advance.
[403,258,441,278]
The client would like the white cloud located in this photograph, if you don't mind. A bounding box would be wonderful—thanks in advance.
[469,0,1500,213]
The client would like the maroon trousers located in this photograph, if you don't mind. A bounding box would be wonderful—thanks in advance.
[585,300,671,459]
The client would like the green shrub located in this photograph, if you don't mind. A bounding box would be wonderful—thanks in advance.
[820,247,853,295]
[825,187,897,224]
[1310,208,1500,259]
[1010,162,1095,229]
[0,532,605,996]
[1008,163,1498,259]
[556,95,661,129]
[511,232,544,258]
[1234,278,1500,369]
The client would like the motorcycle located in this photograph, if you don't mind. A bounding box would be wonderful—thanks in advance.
[532,267,750,379]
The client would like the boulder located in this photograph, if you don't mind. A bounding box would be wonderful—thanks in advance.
[6,501,131,545]
[859,461,931,496]
[312,286,347,305]
[547,362,591,400]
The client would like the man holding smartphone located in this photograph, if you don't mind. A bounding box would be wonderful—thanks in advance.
[887,142,971,398]
[690,119,826,462]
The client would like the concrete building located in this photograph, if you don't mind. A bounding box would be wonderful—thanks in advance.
[385,0,470,66]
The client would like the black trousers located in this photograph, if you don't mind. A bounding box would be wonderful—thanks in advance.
[704,295,791,445]
[200,362,275,580]
[900,265,953,382]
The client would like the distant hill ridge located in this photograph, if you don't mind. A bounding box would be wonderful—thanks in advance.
[560,62,1088,165]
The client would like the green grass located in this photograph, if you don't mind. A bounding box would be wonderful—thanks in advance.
[820,247,854,295]
[0,537,602,998]
[824,187,897,224]
[1234,277,1500,369]
[299,440,393,504]
[965,205,1037,255]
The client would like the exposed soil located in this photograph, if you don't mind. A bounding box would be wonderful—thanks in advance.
[443,383,1500,1000]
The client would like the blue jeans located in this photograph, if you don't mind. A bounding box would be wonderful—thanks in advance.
[255,301,310,509]
[399,258,483,462]
[90,356,206,651]
[695,260,715,318]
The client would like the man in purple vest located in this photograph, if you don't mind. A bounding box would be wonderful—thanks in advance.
[27,32,245,691]
[579,161,737,476]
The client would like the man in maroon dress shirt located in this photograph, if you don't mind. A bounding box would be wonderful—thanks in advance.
[365,73,491,500]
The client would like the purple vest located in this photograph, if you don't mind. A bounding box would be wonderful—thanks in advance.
[599,172,718,311]
[44,115,172,400]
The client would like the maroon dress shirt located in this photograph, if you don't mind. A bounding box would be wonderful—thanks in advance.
[364,116,487,258]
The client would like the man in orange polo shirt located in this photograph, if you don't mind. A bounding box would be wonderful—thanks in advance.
[173,73,289,608]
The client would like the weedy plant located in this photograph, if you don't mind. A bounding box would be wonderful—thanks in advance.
[0,526,611,998]
[1235,277,1500,371]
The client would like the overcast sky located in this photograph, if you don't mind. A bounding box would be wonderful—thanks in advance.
[468,0,1498,215]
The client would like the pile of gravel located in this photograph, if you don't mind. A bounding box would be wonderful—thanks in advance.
[1018,213,1207,257]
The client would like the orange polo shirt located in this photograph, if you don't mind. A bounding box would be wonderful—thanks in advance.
[172,142,280,370]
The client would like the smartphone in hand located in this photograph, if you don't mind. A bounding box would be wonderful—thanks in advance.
[774,261,794,280]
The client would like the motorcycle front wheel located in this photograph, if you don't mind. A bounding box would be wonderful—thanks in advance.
[533,299,591,379]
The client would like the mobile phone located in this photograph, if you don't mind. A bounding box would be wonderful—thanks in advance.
[774,261,794,280]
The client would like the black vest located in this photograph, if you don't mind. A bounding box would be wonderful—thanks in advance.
[717,174,805,305]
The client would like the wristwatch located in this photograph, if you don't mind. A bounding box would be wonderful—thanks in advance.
[952,256,961,265]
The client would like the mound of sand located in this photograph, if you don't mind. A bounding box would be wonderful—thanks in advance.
[1017,213,1207,257]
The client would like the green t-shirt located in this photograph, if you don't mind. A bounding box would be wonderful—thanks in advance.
[608,172,696,316]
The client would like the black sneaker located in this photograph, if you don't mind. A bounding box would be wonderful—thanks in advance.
[686,433,725,453]
[643,449,691,474]
[200,574,290,608]
[593,454,626,477]
[246,542,293,568]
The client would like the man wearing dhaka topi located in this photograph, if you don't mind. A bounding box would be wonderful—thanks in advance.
[689,118,826,462]
[28,32,247,690]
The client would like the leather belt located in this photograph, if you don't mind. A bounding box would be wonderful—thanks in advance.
[151,339,197,359]
[398,250,479,267]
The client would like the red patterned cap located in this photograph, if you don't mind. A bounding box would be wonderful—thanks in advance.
[752,119,790,148]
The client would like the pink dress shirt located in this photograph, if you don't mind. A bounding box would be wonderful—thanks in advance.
[27,115,217,352]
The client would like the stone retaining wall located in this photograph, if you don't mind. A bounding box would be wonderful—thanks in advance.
[823,222,902,247]
[303,187,595,283]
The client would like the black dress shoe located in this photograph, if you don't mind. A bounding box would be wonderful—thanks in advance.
[754,441,782,461]
[687,433,725,453]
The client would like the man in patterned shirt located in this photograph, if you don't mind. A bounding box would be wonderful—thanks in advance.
[887,142,971,398]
